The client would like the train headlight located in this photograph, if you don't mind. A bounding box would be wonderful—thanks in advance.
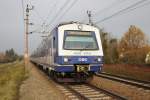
[64,58,68,62]
[97,58,101,62]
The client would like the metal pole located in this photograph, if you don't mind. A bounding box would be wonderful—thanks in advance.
[24,5,29,69]
[87,10,92,25]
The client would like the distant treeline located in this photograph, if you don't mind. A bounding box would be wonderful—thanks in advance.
[0,48,23,63]
[100,25,150,64]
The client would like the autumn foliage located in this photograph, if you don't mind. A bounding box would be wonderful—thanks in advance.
[118,25,150,64]
[0,53,7,63]
[101,25,150,64]
[119,25,146,50]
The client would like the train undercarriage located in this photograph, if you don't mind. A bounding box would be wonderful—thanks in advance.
[48,71,94,83]
[34,63,96,82]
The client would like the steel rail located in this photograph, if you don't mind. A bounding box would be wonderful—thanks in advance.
[85,83,127,100]
[96,72,150,90]
[62,83,127,100]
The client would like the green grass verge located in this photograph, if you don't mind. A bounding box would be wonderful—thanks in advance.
[0,61,27,100]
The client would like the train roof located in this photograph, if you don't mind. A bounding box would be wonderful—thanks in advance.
[57,21,97,28]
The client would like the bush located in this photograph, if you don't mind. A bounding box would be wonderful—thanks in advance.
[119,47,150,64]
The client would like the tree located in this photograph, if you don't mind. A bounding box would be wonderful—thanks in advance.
[118,25,146,52]
[5,48,18,62]
[100,29,111,63]
[118,25,149,64]
[109,38,119,63]
[0,52,7,63]
[100,29,119,63]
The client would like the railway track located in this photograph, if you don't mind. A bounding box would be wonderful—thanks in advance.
[56,83,127,100]
[32,63,128,100]
[96,72,150,90]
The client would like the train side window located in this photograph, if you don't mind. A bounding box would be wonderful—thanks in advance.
[53,37,55,48]
[50,39,52,56]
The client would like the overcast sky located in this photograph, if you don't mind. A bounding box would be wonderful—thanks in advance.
[0,0,150,54]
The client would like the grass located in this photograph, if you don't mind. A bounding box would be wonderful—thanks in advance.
[0,61,27,100]
[102,64,150,82]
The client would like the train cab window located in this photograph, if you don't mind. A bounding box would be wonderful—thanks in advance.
[64,31,98,50]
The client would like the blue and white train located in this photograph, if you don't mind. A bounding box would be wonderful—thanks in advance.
[31,22,103,82]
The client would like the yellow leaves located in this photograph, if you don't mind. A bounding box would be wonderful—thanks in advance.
[101,25,149,64]
[121,25,146,50]
[118,25,149,64]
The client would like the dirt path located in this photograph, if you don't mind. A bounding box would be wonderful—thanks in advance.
[19,63,65,100]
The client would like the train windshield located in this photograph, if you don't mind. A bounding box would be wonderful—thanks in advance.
[64,31,98,50]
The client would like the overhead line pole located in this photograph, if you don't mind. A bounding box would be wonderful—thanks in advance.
[24,4,33,69]
[87,10,93,25]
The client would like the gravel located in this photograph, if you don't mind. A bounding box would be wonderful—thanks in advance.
[19,63,66,100]
[90,76,150,100]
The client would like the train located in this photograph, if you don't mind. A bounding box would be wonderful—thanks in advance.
[31,22,103,82]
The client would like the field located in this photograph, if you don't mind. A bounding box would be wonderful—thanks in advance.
[0,61,27,100]
[103,64,150,81]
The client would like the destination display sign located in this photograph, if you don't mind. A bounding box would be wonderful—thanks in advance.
[66,31,93,36]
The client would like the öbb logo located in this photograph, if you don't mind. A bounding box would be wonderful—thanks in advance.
[78,58,88,62]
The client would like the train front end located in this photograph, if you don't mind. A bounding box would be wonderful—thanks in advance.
[55,23,103,82]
